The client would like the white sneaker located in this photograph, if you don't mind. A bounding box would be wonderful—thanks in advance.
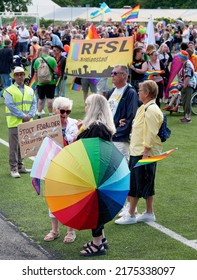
[118,206,138,217]
[115,215,137,225]
[36,110,45,115]
[118,202,130,217]
[10,171,21,178]
[137,212,156,222]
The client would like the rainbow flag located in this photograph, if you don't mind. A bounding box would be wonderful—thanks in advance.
[168,82,179,96]
[121,4,140,23]
[29,74,36,90]
[134,149,176,168]
[86,24,99,39]
[70,77,81,91]
[145,70,164,80]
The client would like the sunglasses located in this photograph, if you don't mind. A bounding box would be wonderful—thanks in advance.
[60,109,71,115]
[111,71,124,76]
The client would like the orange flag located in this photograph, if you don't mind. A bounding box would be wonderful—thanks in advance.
[86,24,99,39]
[11,17,17,29]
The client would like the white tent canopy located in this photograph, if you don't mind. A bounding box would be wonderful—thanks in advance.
[27,3,197,23]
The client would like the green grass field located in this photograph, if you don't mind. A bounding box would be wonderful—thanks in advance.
[0,77,197,260]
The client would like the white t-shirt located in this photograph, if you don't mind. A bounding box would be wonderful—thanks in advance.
[108,85,127,117]
[62,117,78,144]
[18,28,30,43]
[182,28,190,43]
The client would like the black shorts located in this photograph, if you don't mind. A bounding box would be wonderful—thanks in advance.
[37,84,56,99]
[128,155,157,199]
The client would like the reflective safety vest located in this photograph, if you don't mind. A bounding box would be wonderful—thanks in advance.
[4,84,34,128]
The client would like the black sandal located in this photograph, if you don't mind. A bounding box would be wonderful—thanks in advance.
[83,238,109,250]
[80,243,106,257]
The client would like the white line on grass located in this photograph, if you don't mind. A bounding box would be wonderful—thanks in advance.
[146,222,197,251]
[0,137,197,251]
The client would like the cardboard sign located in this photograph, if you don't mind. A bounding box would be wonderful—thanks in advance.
[65,36,134,78]
[18,115,63,158]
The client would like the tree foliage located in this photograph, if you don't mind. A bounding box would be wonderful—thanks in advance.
[52,0,197,9]
[0,0,32,12]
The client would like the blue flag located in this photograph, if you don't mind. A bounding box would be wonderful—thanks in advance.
[90,2,111,19]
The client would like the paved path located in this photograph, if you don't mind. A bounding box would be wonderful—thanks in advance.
[0,214,52,260]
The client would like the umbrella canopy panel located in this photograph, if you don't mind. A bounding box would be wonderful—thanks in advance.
[45,138,130,230]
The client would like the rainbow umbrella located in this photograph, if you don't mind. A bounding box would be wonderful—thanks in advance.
[44,138,130,230]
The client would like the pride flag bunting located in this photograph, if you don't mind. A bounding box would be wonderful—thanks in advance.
[121,4,140,23]
[134,149,176,168]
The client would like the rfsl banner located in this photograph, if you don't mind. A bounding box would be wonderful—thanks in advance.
[18,115,63,158]
[65,36,134,78]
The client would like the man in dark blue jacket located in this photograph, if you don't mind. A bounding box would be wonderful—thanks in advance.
[106,64,139,161]
[106,64,140,217]
[0,39,13,97]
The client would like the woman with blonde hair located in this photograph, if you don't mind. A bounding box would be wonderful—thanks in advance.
[77,94,116,257]
[115,80,163,225]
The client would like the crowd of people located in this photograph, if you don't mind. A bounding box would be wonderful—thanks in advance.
[1,18,197,257]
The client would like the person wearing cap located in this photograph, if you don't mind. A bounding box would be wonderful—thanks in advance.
[3,67,37,178]
[0,38,13,97]
[52,45,67,97]
[177,50,196,123]
[26,36,40,63]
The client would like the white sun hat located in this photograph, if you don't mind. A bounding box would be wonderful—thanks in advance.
[10,66,29,79]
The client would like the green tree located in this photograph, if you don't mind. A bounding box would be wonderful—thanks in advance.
[0,0,32,12]
[52,0,197,8]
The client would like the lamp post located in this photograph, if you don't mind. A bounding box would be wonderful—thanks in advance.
[86,4,90,21]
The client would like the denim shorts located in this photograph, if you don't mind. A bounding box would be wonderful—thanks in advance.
[128,155,157,199]
[19,41,28,53]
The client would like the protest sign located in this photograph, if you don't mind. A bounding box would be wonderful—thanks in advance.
[18,115,63,158]
[65,36,134,78]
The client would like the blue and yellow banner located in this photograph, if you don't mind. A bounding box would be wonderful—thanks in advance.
[65,36,134,78]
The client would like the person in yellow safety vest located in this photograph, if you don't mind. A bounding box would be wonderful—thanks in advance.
[3,67,37,178]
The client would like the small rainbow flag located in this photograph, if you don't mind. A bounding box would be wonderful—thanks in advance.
[28,74,36,90]
[70,77,81,91]
[134,149,176,168]
[121,4,140,23]
[145,70,164,80]
[168,82,179,96]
